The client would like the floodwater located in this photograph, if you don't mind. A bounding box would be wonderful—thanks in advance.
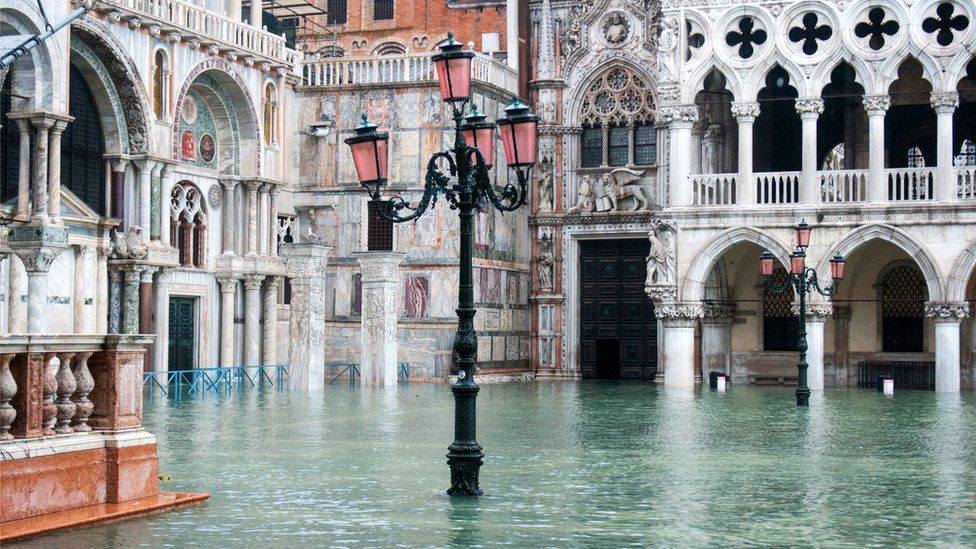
[13,382,976,547]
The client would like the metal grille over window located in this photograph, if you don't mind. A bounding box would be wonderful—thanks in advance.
[63,64,107,215]
[634,124,657,165]
[881,265,927,352]
[581,126,603,167]
[374,0,394,21]
[327,0,347,24]
[367,201,394,251]
[579,66,656,168]
[763,268,800,352]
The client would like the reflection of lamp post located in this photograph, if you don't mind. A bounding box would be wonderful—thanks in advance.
[760,222,846,406]
[345,32,539,496]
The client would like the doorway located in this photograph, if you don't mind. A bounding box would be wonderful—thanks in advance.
[168,297,197,371]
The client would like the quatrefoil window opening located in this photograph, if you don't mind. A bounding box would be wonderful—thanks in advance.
[854,7,899,51]
[726,17,767,59]
[686,21,704,61]
[789,13,832,55]
[922,3,969,46]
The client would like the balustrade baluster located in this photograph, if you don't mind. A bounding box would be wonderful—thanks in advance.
[54,353,77,434]
[72,352,95,432]
[42,353,57,436]
[0,354,16,441]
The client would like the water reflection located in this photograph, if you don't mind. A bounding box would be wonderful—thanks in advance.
[11,383,976,547]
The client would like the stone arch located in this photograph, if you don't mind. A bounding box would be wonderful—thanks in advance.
[815,224,944,301]
[69,37,128,155]
[565,59,657,127]
[946,239,976,302]
[685,64,741,103]
[742,55,809,102]
[1,6,60,111]
[812,55,872,98]
[70,19,153,154]
[878,52,941,96]
[682,226,794,302]
[173,58,261,176]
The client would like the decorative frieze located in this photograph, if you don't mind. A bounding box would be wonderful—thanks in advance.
[791,303,834,321]
[925,302,970,322]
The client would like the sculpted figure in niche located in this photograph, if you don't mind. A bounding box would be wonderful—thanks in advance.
[645,227,676,286]
[537,232,555,291]
[605,169,652,211]
[566,175,596,214]
[538,158,554,212]
[604,13,630,44]
[657,17,679,80]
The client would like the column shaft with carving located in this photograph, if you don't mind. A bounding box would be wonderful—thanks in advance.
[283,244,331,390]
[356,252,405,388]
[245,180,259,255]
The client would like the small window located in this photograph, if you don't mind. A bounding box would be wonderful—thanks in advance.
[367,201,393,251]
[263,83,276,145]
[153,50,166,119]
[608,125,629,166]
[581,126,603,168]
[327,0,347,24]
[374,0,394,21]
[634,123,656,165]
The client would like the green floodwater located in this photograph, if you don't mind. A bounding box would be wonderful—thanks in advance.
[13,382,976,547]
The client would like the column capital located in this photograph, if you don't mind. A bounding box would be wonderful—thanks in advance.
[220,177,240,191]
[925,301,970,323]
[259,182,273,194]
[265,275,282,291]
[268,185,281,198]
[657,105,699,126]
[243,274,264,290]
[110,159,129,173]
[244,179,261,192]
[930,92,959,114]
[283,243,332,279]
[862,95,890,114]
[132,157,156,173]
[795,99,825,119]
[730,101,760,122]
[702,301,736,323]
[217,277,238,293]
[656,302,704,328]
[355,251,405,283]
[791,302,833,321]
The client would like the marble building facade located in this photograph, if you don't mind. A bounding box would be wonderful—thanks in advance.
[527,0,976,390]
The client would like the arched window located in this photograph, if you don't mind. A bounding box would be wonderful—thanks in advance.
[881,265,927,352]
[822,143,845,170]
[907,146,926,168]
[578,66,656,168]
[170,182,208,267]
[374,42,406,56]
[263,82,277,145]
[955,139,976,166]
[62,64,106,214]
[763,268,799,351]
[152,49,167,119]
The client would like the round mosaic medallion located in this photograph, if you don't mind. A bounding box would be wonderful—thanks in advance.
[208,185,222,209]
[181,97,198,125]
[200,133,216,164]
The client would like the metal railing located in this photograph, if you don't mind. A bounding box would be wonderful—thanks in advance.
[143,365,288,397]
[300,52,517,92]
[856,361,935,390]
[326,362,411,385]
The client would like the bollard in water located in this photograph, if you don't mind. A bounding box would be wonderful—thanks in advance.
[882,377,894,396]
[717,375,727,393]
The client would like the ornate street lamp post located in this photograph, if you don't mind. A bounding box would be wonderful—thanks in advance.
[345,32,539,496]
[760,222,846,406]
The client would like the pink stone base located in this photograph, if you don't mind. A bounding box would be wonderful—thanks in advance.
[1,442,160,523]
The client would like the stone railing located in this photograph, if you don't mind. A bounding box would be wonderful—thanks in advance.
[99,0,297,67]
[690,173,736,206]
[300,52,518,93]
[887,167,934,201]
[756,172,800,205]
[820,169,867,203]
[0,334,153,441]
[957,167,976,200]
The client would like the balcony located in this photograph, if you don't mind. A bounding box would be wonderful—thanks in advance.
[299,52,518,94]
[96,0,301,68]
[687,167,970,207]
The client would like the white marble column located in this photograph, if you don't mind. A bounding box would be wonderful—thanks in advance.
[160,165,174,245]
[731,102,760,205]
[48,119,69,224]
[31,118,52,223]
[283,243,331,391]
[263,276,280,365]
[701,303,734,377]
[220,178,239,255]
[931,92,959,202]
[863,95,890,202]
[245,180,259,256]
[154,270,171,371]
[258,184,270,255]
[927,302,969,393]
[0,255,8,333]
[135,159,154,234]
[96,244,109,333]
[355,251,405,389]
[14,119,31,221]
[700,124,723,175]
[249,0,262,28]
[796,99,824,205]
[657,303,703,387]
[243,274,263,365]
[7,255,27,333]
[218,278,238,367]
[13,246,65,334]
[801,303,832,391]
[268,186,280,256]
[72,245,93,333]
[661,106,698,207]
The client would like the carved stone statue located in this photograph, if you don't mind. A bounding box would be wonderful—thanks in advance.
[537,231,555,292]
[645,222,676,287]
[566,175,596,214]
[538,159,554,212]
[110,226,148,260]
[603,13,630,45]
[604,169,652,211]
[657,16,678,81]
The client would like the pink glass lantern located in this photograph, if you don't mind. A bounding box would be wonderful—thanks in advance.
[830,254,847,281]
[432,33,474,103]
[497,98,540,168]
[796,221,811,249]
[759,251,775,277]
[344,114,389,194]
[790,250,806,275]
[461,105,495,167]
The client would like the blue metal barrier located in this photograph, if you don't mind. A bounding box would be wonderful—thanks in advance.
[143,365,288,397]
[325,362,411,385]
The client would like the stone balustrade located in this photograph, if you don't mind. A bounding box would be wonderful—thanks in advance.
[300,52,519,94]
[0,334,153,442]
[98,0,298,68]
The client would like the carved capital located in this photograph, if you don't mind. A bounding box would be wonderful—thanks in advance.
[243,274,265,290]
[791,303,833,321]
[925,302,970,323]
[657,105,699,125]
[930,92,959,114]
[795,99,825,118]
[218,277,238,293]
[356,251,405,283]
[656,302,704,327]
[730,102,760,122]
[702,301,736,322]
[12,246,65,273]
[862,95,891,114]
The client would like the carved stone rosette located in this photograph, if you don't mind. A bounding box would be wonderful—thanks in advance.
[655,302,705,328]
[924,302,970,323]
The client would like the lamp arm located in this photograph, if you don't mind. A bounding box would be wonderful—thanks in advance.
[476,149,529,213]
[764,279,793,295]
[379,152,456,223]
[806,268,839,297]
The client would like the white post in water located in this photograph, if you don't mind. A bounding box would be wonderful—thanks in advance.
[883,378,894,396]
[717,375,727,393]
[283,243,331,391]
[355,251,405,389]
